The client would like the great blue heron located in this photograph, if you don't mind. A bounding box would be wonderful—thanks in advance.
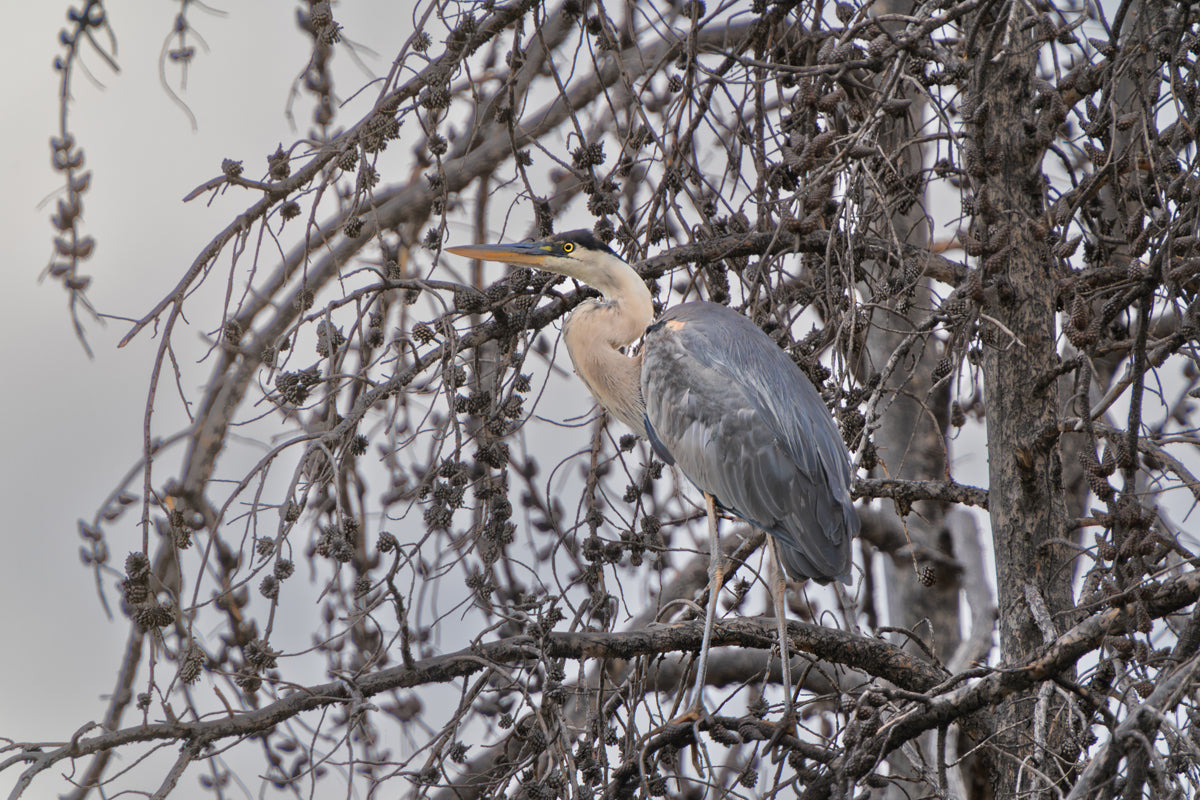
[447,230,859,724]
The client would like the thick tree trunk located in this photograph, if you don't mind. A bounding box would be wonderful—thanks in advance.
[970,13,1075,799]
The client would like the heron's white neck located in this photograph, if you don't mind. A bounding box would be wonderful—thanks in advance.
[559,253,654,433]
[571,251,654,342]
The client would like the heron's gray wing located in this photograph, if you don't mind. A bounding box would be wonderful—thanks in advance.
[641,302,858,583]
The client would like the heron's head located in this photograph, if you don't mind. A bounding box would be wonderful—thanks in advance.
[446,230,634,300]
[449,231,652,432]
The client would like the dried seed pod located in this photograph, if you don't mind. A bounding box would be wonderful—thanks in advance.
[816,89,846,112]
[979,323,999,347]
[1070,294,1090,329]
[1086,469,1115,501]
[950,401,966,428]
[799,80,818,107]
[125,551,151,580]
[709,720,740,746]
[962,231,985,256]
[1135,603,1153,634]
[178,640,206,684]
[1078,449,1104,477]
[965,269,984,301]
[453,287,486,313]
[985,136,1002,169]
[1064,319,1099,348]
[267,145,291,180]
[412,322,435,344]
[810,130,836,157]
[572,142,605,169]
[1088,37,1116,58]
[1107,636,1134,656]
[1114,438,1135,469]
[1095,533,1117,561]
[122,578,150,605]
[314,321,345,357]
[983,249,1008,275]
[259,574,279,599]
[1100,446,1117,476]
[976,184,995,221]
[942,297,968,318]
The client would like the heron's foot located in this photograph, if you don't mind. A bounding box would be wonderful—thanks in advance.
[765,708,799,759]
[650,700,713,773]
[665,701,709,729]
[643,698,709,739]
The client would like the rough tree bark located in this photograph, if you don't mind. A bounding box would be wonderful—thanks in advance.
[970,8,1076,796]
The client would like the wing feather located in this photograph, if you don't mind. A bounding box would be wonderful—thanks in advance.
[641,302,858,583]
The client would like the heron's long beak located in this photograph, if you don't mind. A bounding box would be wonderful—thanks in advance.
[445,241,557,267]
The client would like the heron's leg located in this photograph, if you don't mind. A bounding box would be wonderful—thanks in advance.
[767,536,798,741]
[678,492,722,721]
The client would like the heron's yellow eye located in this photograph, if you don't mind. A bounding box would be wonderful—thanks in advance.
[563,242,575,253]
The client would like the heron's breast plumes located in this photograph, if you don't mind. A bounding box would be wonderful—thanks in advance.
[561,300,648,434]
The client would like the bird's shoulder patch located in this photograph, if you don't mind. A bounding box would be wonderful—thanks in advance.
[647,317,688,337]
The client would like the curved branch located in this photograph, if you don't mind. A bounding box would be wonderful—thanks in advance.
[5,615,941,794]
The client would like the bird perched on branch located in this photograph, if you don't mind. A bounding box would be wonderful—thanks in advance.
[448,230,858,725]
